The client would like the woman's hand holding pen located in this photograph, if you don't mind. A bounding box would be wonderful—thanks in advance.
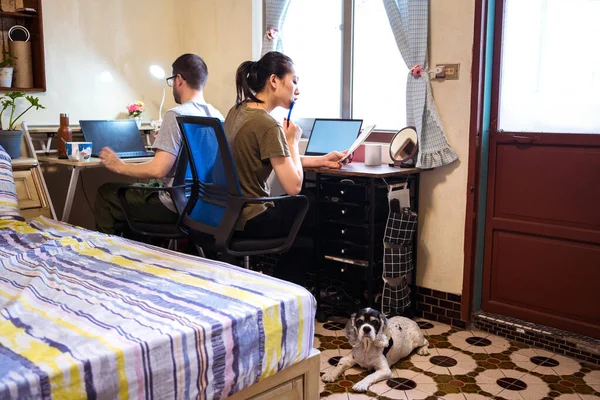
[283,118,303,145]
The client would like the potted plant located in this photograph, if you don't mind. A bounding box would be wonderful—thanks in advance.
[0,52,16,88]
[0,91,45,158]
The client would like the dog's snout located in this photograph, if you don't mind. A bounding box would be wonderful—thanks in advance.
[362,325,371,334]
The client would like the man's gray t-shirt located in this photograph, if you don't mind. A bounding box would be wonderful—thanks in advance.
[153,100,224,211]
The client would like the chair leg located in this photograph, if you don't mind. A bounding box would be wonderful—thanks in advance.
[168,240,178,250]
[243,256,251,269]
[195,245,205,258]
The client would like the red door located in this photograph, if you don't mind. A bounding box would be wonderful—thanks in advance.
[481,0,600,338]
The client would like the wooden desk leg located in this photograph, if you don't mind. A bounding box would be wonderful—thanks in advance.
[61,166,81,222]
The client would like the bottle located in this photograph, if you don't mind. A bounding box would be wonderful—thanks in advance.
[57,113,72,159]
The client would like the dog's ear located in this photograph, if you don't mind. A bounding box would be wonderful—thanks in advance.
[374,312,391,348]
[344,313,360,347]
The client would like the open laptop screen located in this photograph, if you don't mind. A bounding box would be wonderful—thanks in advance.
[304,119,363,156]
[80,120,148,157]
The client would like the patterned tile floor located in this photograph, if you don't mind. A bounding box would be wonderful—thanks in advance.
[316,318,600,400]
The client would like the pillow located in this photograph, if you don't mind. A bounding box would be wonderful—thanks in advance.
[0,145,24,221]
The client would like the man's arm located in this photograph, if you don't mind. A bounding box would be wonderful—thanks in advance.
[99,148,176,179]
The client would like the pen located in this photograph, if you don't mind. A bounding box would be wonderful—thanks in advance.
[286,101,294,127]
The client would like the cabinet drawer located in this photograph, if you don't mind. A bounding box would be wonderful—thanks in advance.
[323,223,385,245]
[324,241,369,260]
[321,182,368,203]
[13,169,42,209]
[321,203,367,223]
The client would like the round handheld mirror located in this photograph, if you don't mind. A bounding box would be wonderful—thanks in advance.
[389,126,418,164]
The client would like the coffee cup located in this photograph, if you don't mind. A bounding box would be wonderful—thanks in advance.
[66,142,93,162]
[364,143,382,166]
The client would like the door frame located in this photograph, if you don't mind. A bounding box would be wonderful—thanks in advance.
[462,0,489,322]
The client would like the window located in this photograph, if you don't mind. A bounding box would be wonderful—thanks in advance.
[499,0,600,134]
[280,0,407,131]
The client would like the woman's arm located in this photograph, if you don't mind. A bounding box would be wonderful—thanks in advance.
[271,119,304,195]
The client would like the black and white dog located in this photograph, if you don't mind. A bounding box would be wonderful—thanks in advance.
[321,308,430,392]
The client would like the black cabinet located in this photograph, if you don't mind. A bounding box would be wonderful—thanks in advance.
[305,164,420,320]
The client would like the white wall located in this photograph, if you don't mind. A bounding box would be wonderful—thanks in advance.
[180,0,254,115]
[416,0,474,294]
[19,0,182,126]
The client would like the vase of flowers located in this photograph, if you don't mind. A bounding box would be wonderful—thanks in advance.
[126,101,144,129]
[0,92,45,158]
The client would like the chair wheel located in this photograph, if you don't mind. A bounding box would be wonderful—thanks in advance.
[316,311,328,323]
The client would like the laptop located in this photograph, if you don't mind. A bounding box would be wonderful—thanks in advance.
[304,119,363,156]
[80,120,154,158]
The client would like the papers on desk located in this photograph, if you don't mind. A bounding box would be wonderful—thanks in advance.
[338,124,376,163]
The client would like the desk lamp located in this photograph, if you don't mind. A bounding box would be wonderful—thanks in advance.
[149,65,166,130]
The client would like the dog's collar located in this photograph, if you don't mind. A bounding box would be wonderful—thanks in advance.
[382,337,394,357]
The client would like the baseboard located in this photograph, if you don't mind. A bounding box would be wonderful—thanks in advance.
[473,311,600,365]
[415,286,467,329]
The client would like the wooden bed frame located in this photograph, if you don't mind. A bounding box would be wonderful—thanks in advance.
[229,349,320,400]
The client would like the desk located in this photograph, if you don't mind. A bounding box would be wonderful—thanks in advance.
[38,156,153,222]
[28,125,156,155]
[304,163,420,319]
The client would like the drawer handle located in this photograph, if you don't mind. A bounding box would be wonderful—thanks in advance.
[340,268,345,273]
[340,190,345,195]
[341,209,346,215]
[341,229,346,235]
[341,248,346,254]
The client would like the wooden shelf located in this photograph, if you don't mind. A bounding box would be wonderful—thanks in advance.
[0,87,45,92]
[0,11,37,19]
[0,1,46,92]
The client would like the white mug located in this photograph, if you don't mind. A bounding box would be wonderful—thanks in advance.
[364,143,382,166]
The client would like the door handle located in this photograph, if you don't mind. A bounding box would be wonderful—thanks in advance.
[512,135,535,144]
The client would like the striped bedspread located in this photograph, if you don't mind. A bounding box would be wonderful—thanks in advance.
[0,216,315,400]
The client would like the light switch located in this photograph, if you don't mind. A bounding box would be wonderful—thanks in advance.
[436,63,460,80]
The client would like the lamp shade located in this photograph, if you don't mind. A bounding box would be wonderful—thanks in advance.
[149,65,165,79]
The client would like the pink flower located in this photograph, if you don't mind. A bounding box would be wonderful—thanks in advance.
[410,64,423,78]
[266,28,279,41]
[126,101,144,116]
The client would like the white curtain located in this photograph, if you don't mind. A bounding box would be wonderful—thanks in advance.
[382,0,458,169]
[261,0,292,57]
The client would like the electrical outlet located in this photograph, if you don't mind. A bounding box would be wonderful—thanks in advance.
[436,63,460,80]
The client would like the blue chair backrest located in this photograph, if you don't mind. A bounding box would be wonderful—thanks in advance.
[176,116,242,234]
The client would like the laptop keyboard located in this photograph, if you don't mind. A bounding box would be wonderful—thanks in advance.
[117,151,155,158]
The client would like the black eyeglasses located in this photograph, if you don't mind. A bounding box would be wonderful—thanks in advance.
[166,73,185,87]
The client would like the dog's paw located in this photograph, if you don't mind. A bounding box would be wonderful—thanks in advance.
[352,380,371,392]
[417,345,430,356]
[321,371,339,383]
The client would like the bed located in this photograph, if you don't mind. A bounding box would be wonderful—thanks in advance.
[0,146,319,400]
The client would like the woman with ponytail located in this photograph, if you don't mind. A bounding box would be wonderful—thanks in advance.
[224,51,349,242]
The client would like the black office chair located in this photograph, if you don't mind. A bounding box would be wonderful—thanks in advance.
[116,147,191,249]
[176,115,309,268]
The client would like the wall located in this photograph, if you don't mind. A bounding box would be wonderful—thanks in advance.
[22,0,182,126]
[416,0,475,294]
[179,0,255,115]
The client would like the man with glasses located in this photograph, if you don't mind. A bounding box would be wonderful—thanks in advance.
[94,53,224,235]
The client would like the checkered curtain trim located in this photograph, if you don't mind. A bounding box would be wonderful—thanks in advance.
[261,0,292,56]
[382,0,458,169]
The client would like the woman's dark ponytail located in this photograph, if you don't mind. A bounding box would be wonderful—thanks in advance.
[235,52,294,107]
[235,61,260,106]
